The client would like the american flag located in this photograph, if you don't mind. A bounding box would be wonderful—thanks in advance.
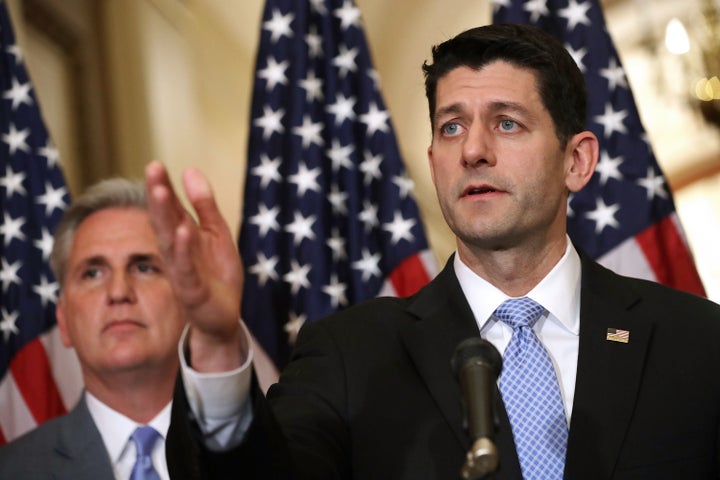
[494,0,706,295]
[0,0,82,445]
[239,0,438,369]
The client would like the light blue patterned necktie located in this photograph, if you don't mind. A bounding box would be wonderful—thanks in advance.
[496,297,568,480]
[129,426,162,480]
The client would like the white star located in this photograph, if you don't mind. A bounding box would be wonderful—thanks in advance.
[326,228,347,261]
[309,0,327,15]
[34,227,54,261]
[2,123,30,155]
[600,57,628,91]
[0,258,22,292]
[382,211,417,244]
[254,105,286,140]
[326,139,354,172]
[367,69,381,91]
[358,200,379,232]
[567,193,576,218]
[5,44,23,64]
[300,70,324,102]
[326,93,356,126]
[249,203,281,236]
[565,44,588,73]
[249,252,279,286]
[360,150,383,185]
[323,274,348,308]
[0,165,27,198]
[392,175,415,198]
[289,163,322,197]
[352,248,382,282]
[359,102,390,137]
[0,308,19,342]
[332,44,359,78]
[636,167,668,201]
[285,311,306,345]
[37,140,60,166]
[334,0,361,30]
[33,274,58,308]
[285,211,317,246]
[0,212,26,246]
[593,102,628,139]
[305,26,323,59]
[328,184,349,216]
[283,260,311,295]
[595,150,624,185]
[558,0,592,31]
[257,56,289,91]
[585,197,620,234]
[492,0,511,12]
[3,77,33,111]
[524,0,549,22]
[292,115,324,149]
[36,182,68,216]
[251,154,283,188]
[263,8,294,43]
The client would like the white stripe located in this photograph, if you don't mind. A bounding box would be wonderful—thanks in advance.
[0,372,38,442]
[40,326,83,409]
[596,238,658,282]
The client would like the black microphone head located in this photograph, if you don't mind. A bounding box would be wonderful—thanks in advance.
[451,337,502,378]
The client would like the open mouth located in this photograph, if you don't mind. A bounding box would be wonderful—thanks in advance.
[464,185,499,196]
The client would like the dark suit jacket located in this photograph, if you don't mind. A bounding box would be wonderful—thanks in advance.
[265,254,720,479]
[0,394,115,479]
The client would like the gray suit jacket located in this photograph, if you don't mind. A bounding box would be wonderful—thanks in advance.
[0,394,115,479]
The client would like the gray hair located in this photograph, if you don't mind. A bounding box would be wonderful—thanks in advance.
[50,177,147,288]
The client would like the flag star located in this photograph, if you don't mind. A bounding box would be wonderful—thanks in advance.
[254,105,286,140]
[326,228,347,261]
[33,274,58,308]
[0,258,22,292]
[285,211,317,246]
[360,150,383,185]
[492,0,512,12]
[585,197,621,234]
[359,102,390,137]
[593,102,629,138]
[34,227,54,260]
[567,193,576,218]
[524,0,549,23]
[309,0,327,15]
[263,8,294,43]
[283,260,312,295]
[358,200,379,232]
[326,93,356,126]
[383,211,417,244]
[249,252,280,286]
[565,44,588,72]
[305,26,323,59]
[326,139,354,172]
[38,140,60,166]
[0,308,20,342]
[5,44,23,64]
[292,115,324,149]
[595,150,624,185]
[332,44,359,78]
[251,154,283,188]
[558,0,592,31]
[352,247,382,282]
[392,175,415,198]
[1,165,27,198]
[300,70,324,103]
[600,57,628,91]
[249,203,281,236]
[257,56,289,91]
[288,163,322,196]
[3,77,33,111]
[2,123,31,154]
[328,184,349,215]
[367,69,381,90]
[284,311,306,345]
[0,212,26,246]
[36,181,69,216]
[322,274,348,308]
[637,167,668,201]
[334,0,361,30]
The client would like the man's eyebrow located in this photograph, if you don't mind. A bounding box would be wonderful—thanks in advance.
[433,100,534,124]
[433,103,465,124]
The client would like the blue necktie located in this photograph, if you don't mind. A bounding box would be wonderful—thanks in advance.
[129,426,162,480]
[496,297,568,480]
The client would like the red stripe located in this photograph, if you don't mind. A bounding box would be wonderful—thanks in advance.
[10,339,67,426]
[635,217,706,297]
[389,253,432,297]
[0,425,6,446]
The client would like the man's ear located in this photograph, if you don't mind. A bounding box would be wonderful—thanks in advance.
[427,144,437,185]
[56,297,73,348]
[565,131,599,193]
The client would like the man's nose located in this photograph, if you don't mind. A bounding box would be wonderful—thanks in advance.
[107,272,135,304]
[462,124,496,167]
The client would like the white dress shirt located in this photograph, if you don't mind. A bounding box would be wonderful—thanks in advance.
[454,237,582,421]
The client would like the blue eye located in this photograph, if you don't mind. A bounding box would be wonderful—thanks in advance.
[442,123,460,136]
[500,119,516,131]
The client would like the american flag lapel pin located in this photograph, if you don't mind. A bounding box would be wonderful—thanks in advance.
[606,328,630,344]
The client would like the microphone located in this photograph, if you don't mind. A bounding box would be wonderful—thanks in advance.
[451,337,503,480]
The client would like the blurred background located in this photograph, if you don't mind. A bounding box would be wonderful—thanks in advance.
[6,0,720,301]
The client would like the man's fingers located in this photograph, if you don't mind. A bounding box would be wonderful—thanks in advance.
[182,167,229,234]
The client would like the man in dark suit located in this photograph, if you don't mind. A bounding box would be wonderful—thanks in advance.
[158,23,720,479]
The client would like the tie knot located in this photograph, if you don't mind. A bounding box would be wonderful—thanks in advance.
[131,426,160,457]
[494,297,545,329]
